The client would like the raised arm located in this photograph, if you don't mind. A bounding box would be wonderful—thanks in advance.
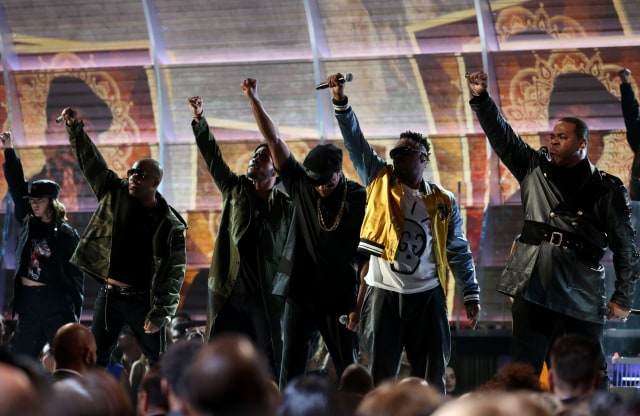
[61,107,119,199]
[187,96,240,194]
[241,78,290,171]
[326,73,386,185]
[0,131,29,221]
[618,68,640,152]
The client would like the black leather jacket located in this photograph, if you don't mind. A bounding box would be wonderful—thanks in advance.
[620,82,640,200]
[471,92,640,323]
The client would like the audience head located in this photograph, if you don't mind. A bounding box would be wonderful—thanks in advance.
[50,369,133,416]
[339,363,374,395]
[0,361,40,416]
[160,339,204,413]
[477,362,543,392]
[355,380,444,416]
[278,375,332,416]
[185,333,278,416]
[137,364,168,416]
[445,366,457,395]
[548,333,601,399]
[432,391,552,416]
[53,323,97,373]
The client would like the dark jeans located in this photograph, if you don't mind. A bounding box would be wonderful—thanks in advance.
[91,286,165,367]
[360,285,450,393]
[280,299,358,389]
[212,293,281,381]
[511,297,608,390]
[12,285,76,359]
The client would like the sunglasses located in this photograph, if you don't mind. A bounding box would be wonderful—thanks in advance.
[389,146,426,159]
[315,172,341,188]
[127,168,147,180]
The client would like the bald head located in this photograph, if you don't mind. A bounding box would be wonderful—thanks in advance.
[135,158,163,182]
[53,323,97,372]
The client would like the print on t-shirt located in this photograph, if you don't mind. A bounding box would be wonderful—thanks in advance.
[28,239,51,281]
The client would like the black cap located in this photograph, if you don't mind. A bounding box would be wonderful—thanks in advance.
[303,144,343,185]
[24,180,60,199]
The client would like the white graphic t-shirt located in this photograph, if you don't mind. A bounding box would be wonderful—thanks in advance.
[365,184,440,294]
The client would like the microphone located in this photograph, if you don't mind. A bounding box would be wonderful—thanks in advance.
[315,73,354,90]
[338,315,349,325]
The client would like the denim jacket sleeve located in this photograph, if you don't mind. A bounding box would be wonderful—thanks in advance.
[334,100,386,186]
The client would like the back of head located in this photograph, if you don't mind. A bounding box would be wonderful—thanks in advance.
[50,369,133,416]
[432,391,552,416]
[339,363,373,395]
[185,333,277,416]
[160,339,204,400]
[355,381,444,416]
[279,375,332,416]
[53,323,96,370]
[477,362,543,392]
[0,362,40,416]
[138,364,168,415]
[549,334,600,393]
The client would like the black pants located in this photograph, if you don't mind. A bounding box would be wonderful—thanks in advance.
[360,285,450,393]
[511,297,608,389]
[280,299,357,388]
[212,292,282,381]
[12,285,76,359]
[91,286,165,367]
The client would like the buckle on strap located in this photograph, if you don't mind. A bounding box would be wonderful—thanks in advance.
[549,231,563,247]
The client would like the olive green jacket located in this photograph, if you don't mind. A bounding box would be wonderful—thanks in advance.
[67,121,188,329]
[192,119,293,353]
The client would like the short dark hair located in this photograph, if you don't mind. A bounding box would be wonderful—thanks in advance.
[160,339,204,399]
[399,131,431,160]
[550,333,600,390]
[139,365,168,412]
[557,116,590,144]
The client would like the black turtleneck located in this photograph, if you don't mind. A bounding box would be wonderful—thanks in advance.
[545,158,591,199]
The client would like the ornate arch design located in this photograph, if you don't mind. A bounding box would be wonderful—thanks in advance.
[18,52,140,144]
[495,2,587,42]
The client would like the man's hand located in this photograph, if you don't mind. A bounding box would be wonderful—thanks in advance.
[0,131,13,149]
[187,96,204,119]
[241,78,258,100]
[467,72,488,97]
[144,319,160,334]
[608,301,630,322]
[327,73,346,102]
[619,68,632,84]
[346,311,360,333]
[465,302,481,329]
[60,107,76,126]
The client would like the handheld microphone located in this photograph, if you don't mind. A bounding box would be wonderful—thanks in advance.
[338,315,349,325]
[315,73,354,90]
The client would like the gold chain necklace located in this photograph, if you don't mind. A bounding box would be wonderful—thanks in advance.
[317,180,348,232]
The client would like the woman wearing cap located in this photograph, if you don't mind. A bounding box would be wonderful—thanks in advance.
[1,131,84,359]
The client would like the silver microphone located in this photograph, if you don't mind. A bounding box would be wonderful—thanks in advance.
[315,73,354,90]
[338,315,349,325]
